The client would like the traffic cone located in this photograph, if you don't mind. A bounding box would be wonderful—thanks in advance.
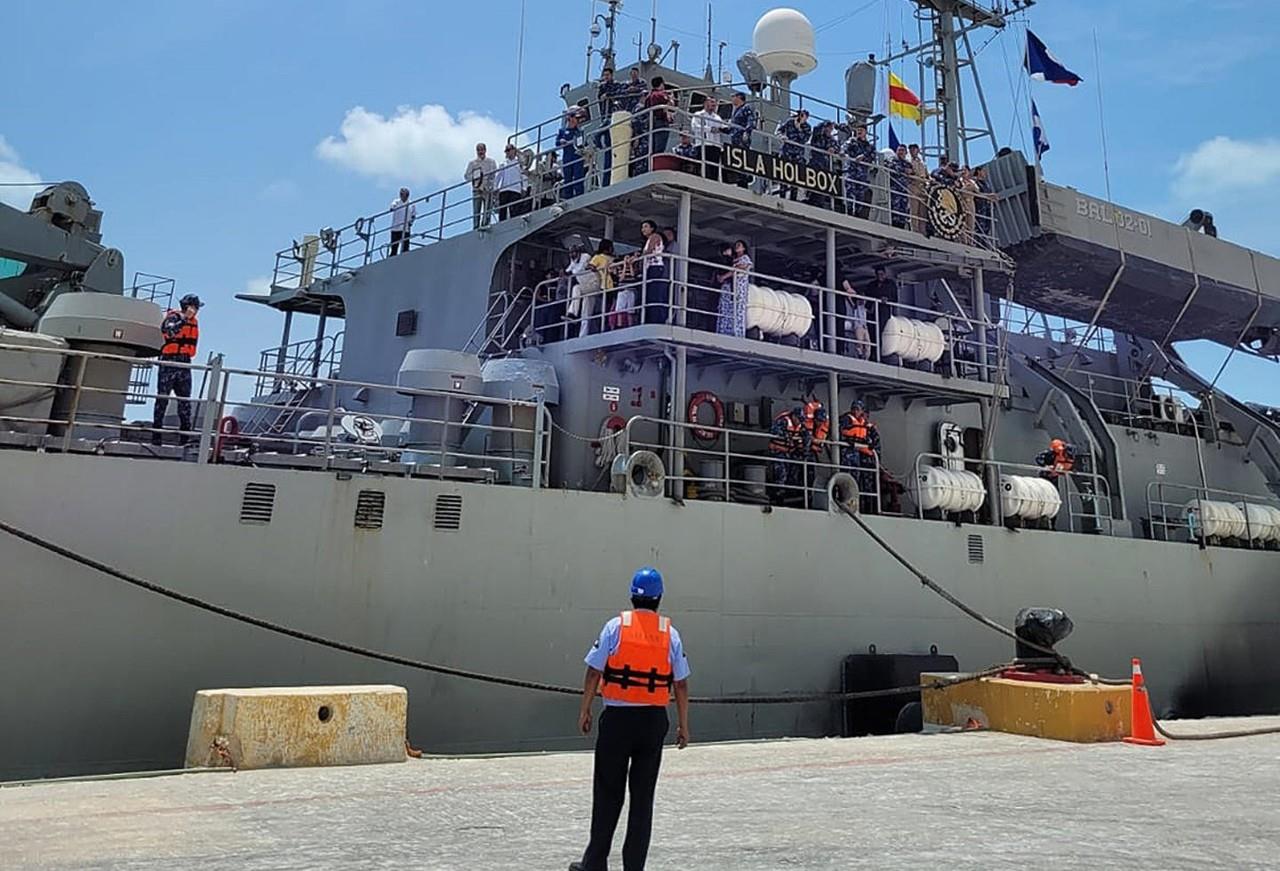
[1122,657,1166,746]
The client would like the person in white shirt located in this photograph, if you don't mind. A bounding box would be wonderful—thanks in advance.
[689,96,728,181]
[493,143,529,221]
[464,142,497,229]
[388,188,415,257]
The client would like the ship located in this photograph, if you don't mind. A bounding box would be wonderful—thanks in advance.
[3,0,1280,780]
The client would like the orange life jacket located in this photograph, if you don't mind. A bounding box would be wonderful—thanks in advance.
[804,400,829,454]
[840,413,875,455]
[161,311,199,360]
[601,609,674,706]
[1051,447,1074,475]
[769,410,806,453]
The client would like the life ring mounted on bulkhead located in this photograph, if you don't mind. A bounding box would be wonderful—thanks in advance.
[686,390,725,443]
[594,414,627,469]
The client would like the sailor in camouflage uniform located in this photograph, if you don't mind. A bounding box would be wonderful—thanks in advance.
[843,123,876,220]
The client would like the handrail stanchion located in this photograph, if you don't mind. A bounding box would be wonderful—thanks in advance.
[60,355,88,452]
[531,390,545,490]
[321,376,337,471]
[196,355,222,465]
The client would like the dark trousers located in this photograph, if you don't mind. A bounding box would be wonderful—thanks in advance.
[388,229,410,257]
[643,264,668,325]
[153,363,192,435]
[595,128,613,186]
[563,155,585,198]
[581,706,669,871]
[496,190,522,221]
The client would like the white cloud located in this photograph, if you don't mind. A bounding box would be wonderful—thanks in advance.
[315,104,511,187]
[1171,136,1280,198]
[0,135,43,208]
[245,276,272,295]
[258,179,298,202]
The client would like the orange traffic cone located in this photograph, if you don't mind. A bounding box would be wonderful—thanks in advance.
[1123,657,1166,746]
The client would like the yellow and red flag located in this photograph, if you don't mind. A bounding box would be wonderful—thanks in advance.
[888,72,921,122]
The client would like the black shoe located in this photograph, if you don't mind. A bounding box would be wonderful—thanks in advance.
[568,863,587,871]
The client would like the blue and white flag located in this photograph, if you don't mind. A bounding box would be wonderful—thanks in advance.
[887,122,901,151]
[1031,100,1050,159]
[1025,29,1082,86]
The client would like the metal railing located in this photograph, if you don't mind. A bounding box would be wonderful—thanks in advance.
[270,101,1003,290]
[0,341,551,487]
[254,332,344,397]
[1002,302,1115,353]
[1060,369,1210,435]
[1146,480,1280,547]
[523,250,1002,382]
[125,273,177,404]
[910,451,1114,535]
[619,414,884,512]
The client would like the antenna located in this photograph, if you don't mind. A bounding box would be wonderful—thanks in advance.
[704,1,714,81]
[513,0,527,134]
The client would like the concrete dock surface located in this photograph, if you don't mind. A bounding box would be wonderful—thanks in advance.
[4,716,1279,870]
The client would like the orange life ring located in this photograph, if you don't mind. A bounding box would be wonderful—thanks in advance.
[687,390,724,442]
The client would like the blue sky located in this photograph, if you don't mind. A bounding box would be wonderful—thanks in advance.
[6,0,1279,402]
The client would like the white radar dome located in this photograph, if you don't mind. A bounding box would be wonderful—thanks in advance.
[752,8,818,78]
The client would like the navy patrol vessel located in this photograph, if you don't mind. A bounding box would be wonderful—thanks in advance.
[3,1,1279,779]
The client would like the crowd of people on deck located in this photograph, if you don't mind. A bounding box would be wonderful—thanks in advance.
[382,66,999,255]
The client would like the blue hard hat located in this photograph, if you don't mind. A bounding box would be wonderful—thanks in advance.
[630,566,664,598]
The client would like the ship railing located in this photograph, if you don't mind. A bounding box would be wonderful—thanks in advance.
[124,273,178,405]
[1001,302,1115,352]
[253,331,344,397]
[269,102,1003,291]
[1145,480,1280,548]
[1060,369,1213,436]
[0,341,552,486]
[523,250,1003,383]
[911,451,1115,536]
[618,414,884,513]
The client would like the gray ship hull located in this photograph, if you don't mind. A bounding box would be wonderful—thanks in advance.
[3,449,1278,780]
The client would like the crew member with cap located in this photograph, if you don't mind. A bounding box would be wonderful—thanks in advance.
[839,399,881,513]
[776,108,811,199]
[571,567,690,871]
[767,404,812,505]
[803,398,830,491]
[152,294,202,445]
[1035,438,1075,480]
[843,123,876,220]
[726,92,757,188]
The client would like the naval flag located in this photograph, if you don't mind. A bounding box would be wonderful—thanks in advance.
[887,71,922,121]
[888,122,901,152]
[1025,29,1083,86]
[1031,100,1050,159]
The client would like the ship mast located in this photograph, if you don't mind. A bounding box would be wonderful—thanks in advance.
[877,0,1022,163]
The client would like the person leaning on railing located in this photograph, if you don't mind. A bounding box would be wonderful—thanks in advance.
[726,92,756,188]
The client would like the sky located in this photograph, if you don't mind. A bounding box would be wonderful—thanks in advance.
[6,0,1280,403]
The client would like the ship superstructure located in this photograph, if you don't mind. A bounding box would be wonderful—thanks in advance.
[2,1,1280,779]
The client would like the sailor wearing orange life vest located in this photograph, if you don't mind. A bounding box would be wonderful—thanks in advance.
[152,294,202,445]
[839,399,881,513]
[1035,438,1075,480]
[572,567,690,871]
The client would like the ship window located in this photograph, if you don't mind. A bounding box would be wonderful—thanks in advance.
[966,534,984,564]
[433,493,463,531]
[396,309,418,337]
[354,490,386,530]
[240,482,277,524]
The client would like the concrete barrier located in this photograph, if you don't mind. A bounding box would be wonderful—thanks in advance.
[922,672,1131,743]
[184,685,407,770]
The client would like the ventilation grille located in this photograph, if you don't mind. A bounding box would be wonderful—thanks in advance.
[395,309,418,337]
[966,534,984,564]
[433,493,463,530]
[354,490,386,530]
[240,483,276,524]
